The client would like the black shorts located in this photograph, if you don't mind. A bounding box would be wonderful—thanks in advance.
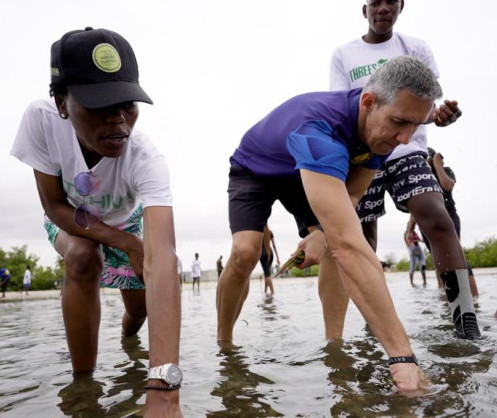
[228,165,318,238]
[356,152,443,222]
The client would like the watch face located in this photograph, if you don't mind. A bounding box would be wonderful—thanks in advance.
[164,364,183,385]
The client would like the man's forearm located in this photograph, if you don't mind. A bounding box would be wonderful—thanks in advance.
[333,242,413,357]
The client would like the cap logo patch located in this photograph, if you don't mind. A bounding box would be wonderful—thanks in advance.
[92,43,121,73]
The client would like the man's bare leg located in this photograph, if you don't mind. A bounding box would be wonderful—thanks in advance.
[216,230,263,342]
[319,248,350,339]
[318,220,376,339]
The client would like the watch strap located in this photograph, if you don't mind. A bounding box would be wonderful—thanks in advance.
[145,384,181,391]
[388,355,418,366]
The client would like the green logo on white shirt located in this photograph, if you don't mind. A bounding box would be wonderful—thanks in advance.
[349,59,388,82]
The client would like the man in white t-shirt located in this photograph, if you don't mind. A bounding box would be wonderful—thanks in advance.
[191,253,201,290]
[23,265,32,295]
[324,0,480,339]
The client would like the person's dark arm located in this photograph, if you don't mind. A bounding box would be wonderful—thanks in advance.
[405,215,418,246]
[431,155,455,192]
[425,99,462,127]
[404,227,412,247]
[33,169,145,278]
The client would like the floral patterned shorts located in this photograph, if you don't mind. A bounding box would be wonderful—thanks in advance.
[44,206,145,290]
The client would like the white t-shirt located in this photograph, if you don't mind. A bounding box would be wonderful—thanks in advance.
[23,269,31,285]
[191,259,201,278]
[329,33,439,161]
[11,99,173,226]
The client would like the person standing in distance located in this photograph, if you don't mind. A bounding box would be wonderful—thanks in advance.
[259,225,280,295]
[404,226,427,286]
[192,253,202,290]
[1,268,11,298]
[23,265,32,295]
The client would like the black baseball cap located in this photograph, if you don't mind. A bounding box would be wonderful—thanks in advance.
[50,27,153,109]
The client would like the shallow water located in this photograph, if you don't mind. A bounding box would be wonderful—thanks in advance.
[1,269,496,417]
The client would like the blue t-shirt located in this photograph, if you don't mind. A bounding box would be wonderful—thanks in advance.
[230,89,389,181]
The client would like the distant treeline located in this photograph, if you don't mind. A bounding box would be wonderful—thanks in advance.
[390,236,497,272]
[2,237,497,289]
[0,246,65,291]
[288,236,497,276]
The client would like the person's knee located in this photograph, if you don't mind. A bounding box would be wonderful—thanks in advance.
[121,290,147,318]
[125,305,147,320]
[64,244,104,283]
[420,216,455,245]
[230,240,261,274]
[410,195,454,236]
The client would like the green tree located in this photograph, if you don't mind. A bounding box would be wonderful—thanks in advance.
[289,264,319,277]
[464,236,497,267]
[394,257,410,272]
[0,246,65,291]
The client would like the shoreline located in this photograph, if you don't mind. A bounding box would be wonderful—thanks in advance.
[2,267,496,302]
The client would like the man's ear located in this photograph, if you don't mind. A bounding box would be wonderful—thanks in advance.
[362,4,367,18]
[361,92,378,112]
[400,0,405,14]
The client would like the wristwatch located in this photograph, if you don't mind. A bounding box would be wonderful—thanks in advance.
[148,363,183,388]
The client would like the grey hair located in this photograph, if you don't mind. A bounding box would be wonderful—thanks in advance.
[363,56,442,105]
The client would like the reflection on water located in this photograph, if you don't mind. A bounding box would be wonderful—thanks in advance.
[208,344,281,417]
[1,270,497,416]
[57,376,106,416]
[56,335,148,417]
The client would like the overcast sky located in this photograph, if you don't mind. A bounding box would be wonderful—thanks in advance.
[1,0,496,273]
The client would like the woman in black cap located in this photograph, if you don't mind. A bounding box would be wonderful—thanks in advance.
[11,27,182,415]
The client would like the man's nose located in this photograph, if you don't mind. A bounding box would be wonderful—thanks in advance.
[397,127,415,144]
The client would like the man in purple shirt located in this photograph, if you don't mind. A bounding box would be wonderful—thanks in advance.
[216,56,458,391]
